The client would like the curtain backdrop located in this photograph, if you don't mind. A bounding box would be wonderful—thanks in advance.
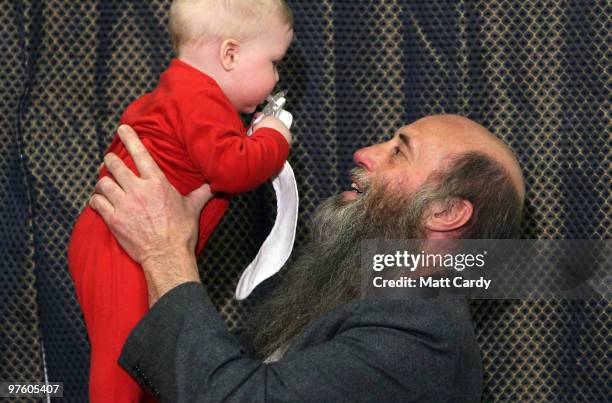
[1,1,609,401]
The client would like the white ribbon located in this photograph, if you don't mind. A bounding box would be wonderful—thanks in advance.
[236,94,298,300]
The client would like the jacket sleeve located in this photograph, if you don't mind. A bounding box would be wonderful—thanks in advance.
[119,282,465,403]
[182,92,290,194]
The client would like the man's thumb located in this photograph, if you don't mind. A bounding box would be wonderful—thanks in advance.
[187,183,213,213]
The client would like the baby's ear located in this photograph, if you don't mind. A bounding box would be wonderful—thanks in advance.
[220,39,239,71]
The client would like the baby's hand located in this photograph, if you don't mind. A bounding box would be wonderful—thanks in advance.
[253,115,292,146]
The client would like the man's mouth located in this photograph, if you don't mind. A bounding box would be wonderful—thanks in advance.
[342,175,365,200]
[350,181,363,194]
[342,170,368,200]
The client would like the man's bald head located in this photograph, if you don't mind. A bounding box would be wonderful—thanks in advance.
[408,114,525,201]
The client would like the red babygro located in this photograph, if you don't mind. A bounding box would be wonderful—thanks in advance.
[68,59,289,402]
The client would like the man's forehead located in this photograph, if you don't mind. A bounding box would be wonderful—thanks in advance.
[394,123,422,137]
[394,118,485,151]
[392,123,447,153]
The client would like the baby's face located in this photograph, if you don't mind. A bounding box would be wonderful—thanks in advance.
[226,19,293,113]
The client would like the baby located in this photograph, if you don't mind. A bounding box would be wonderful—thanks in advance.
[68,1,294,401]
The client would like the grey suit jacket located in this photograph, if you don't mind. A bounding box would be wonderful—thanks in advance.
[119,282,482,402]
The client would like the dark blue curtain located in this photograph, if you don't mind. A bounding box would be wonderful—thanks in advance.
[1,1,609,401]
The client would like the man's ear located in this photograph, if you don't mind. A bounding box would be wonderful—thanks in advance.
[424,198,473,233]
[219,39,240,71]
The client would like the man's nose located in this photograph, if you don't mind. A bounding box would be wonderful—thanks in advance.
[353,146,376,171]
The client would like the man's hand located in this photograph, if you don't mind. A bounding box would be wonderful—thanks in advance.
[89,124,213,305]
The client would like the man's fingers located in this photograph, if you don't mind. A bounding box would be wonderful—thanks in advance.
[94,175,126,205]
[186,183,213,213]
[89,193,114,221]
[117,124,161,179]
[103,153,138,192]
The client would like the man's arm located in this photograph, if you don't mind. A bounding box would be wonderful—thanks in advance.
[118,281,465,403]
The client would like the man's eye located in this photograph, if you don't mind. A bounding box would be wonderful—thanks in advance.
[394,146,402,156]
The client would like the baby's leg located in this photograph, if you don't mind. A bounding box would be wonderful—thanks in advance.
[69,207,154,402]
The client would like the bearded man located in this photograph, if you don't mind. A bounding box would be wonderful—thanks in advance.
[89,115,524,402]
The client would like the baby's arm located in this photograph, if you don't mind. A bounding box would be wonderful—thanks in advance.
[252,115,292,145]
[183,100,291,194]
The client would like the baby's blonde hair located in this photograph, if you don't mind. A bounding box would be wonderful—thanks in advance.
[169,0,293,53]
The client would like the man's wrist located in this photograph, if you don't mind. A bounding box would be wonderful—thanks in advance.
[141,247,201,307]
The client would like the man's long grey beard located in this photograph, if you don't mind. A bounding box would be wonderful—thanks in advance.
[246,170,431,360]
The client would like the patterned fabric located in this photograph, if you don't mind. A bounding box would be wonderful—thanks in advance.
[1,1,609,401]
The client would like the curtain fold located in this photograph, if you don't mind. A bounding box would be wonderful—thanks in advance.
[0,0,44,391]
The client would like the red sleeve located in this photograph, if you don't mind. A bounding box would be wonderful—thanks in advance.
[182,91,290,194]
